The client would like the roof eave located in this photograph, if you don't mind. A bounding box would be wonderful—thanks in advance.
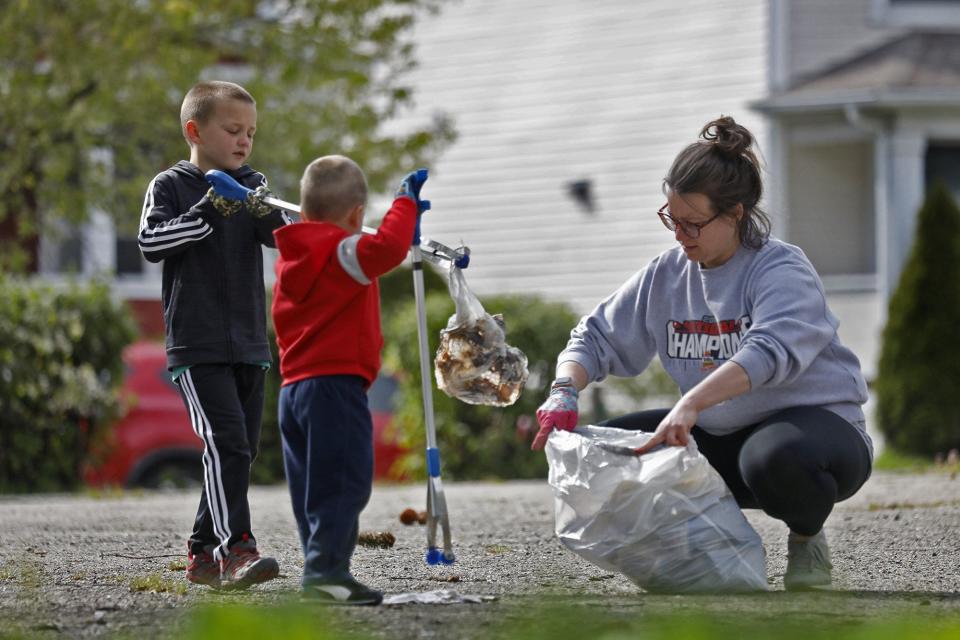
[750,88,960,114]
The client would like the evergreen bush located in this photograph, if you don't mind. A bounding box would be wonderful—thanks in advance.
[876,182,960,456]
[0,278,136,492]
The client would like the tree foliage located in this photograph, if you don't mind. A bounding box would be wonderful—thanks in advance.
[876,182,960,456]
[0,0,454,267]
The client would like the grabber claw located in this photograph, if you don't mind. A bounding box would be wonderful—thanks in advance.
[425,473,455,565]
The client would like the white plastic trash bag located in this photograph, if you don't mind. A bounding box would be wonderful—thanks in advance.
[546,425,768,594]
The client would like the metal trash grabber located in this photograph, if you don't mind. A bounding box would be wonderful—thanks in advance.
[204,170,468,269]
[204,169,463,565]
[405,169,456,565]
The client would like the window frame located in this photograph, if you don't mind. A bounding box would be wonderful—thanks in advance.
[871,0,960,28]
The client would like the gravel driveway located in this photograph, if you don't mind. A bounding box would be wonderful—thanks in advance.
[1,470,958,638]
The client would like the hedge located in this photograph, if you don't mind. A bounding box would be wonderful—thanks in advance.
[0,278,136,492]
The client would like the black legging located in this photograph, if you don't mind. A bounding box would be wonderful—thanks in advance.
[599,406,872,536]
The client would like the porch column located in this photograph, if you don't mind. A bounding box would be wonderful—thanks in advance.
[886,128,926,299]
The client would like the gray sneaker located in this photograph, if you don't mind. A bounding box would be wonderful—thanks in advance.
[784,530,832,591]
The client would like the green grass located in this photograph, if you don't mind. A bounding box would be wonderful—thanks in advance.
[5,597,960,640]
[166,600,960,640]
[129,573,187,595]
[484,544,512,554]
[182,602,360,640]
[874,447,957,473]
[492,609,960,640]
[80,485,146,500]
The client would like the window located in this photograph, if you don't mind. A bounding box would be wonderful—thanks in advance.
[116,237,144,276]
[787,140,876,281]
[925,144,960,201]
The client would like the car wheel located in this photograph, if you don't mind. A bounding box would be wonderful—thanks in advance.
[135,456,204,490]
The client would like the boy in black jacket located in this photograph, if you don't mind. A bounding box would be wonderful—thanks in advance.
[138,80,292,590]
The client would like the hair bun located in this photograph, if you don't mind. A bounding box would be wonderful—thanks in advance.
[700,116,752,157]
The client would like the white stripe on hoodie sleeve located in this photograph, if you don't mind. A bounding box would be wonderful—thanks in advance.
[138,176,213,262]
[337,234,371,285]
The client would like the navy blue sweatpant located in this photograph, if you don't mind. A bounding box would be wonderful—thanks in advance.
[600,406,872,536]
[278,375,374,585]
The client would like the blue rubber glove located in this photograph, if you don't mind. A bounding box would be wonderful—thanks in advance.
[395,169,431,215]
[205,170,252,200]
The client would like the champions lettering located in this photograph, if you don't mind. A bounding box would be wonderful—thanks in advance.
[666,315,752,361]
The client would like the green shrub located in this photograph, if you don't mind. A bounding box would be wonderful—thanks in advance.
[381,285,579,480]
[0,277,136,492]
[876,182,960,456]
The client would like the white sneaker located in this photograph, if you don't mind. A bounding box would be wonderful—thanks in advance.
[784,530,832,591]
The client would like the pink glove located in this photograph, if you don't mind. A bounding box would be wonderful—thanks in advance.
[531,382,579,451]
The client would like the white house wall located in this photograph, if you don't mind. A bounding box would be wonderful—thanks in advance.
[382,0,769,314]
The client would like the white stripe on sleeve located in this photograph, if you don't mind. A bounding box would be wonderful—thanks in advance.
[337,234,371,285]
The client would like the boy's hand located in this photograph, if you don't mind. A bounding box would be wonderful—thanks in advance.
[395,169,431,214]
[245,185,276,218]
[204,169,272,218]
[207,187,243,217]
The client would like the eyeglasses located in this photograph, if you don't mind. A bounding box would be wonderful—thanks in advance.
[657,203,723,239]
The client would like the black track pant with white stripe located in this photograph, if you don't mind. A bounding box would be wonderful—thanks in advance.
[176,363,265,560]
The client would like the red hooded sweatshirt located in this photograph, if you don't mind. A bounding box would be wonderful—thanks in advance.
[271,197,417,387]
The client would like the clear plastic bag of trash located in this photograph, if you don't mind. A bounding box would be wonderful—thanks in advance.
[545,425,768,594]
[434,265,528,406]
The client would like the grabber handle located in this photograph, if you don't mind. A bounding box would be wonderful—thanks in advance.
[409,168,430,247]
[204,169,254,201]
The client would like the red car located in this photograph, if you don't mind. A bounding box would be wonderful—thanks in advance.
[84,340,407,488]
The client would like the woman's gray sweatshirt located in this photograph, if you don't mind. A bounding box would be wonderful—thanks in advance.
[560,238,870,443]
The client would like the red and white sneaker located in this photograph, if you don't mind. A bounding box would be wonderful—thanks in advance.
[219,536,279,591]
[186,549,221,588]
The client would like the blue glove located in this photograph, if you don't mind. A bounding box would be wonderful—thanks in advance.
[395,169,431,215]
[205,170,252,200]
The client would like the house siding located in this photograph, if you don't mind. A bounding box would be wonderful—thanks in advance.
[384,0,769,314]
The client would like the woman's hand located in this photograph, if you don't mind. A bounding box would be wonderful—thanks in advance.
[633,361,751,455]
[531,364,589,451]
[633,397,699,455]
[530,384,579,451]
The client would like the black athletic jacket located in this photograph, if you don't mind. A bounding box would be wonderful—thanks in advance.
[138,160,293,368]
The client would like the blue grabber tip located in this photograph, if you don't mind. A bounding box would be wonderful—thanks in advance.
[425,547,455,565]
[425,547,443,565]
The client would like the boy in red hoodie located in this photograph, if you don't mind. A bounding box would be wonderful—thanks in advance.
[271,155,425,605]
